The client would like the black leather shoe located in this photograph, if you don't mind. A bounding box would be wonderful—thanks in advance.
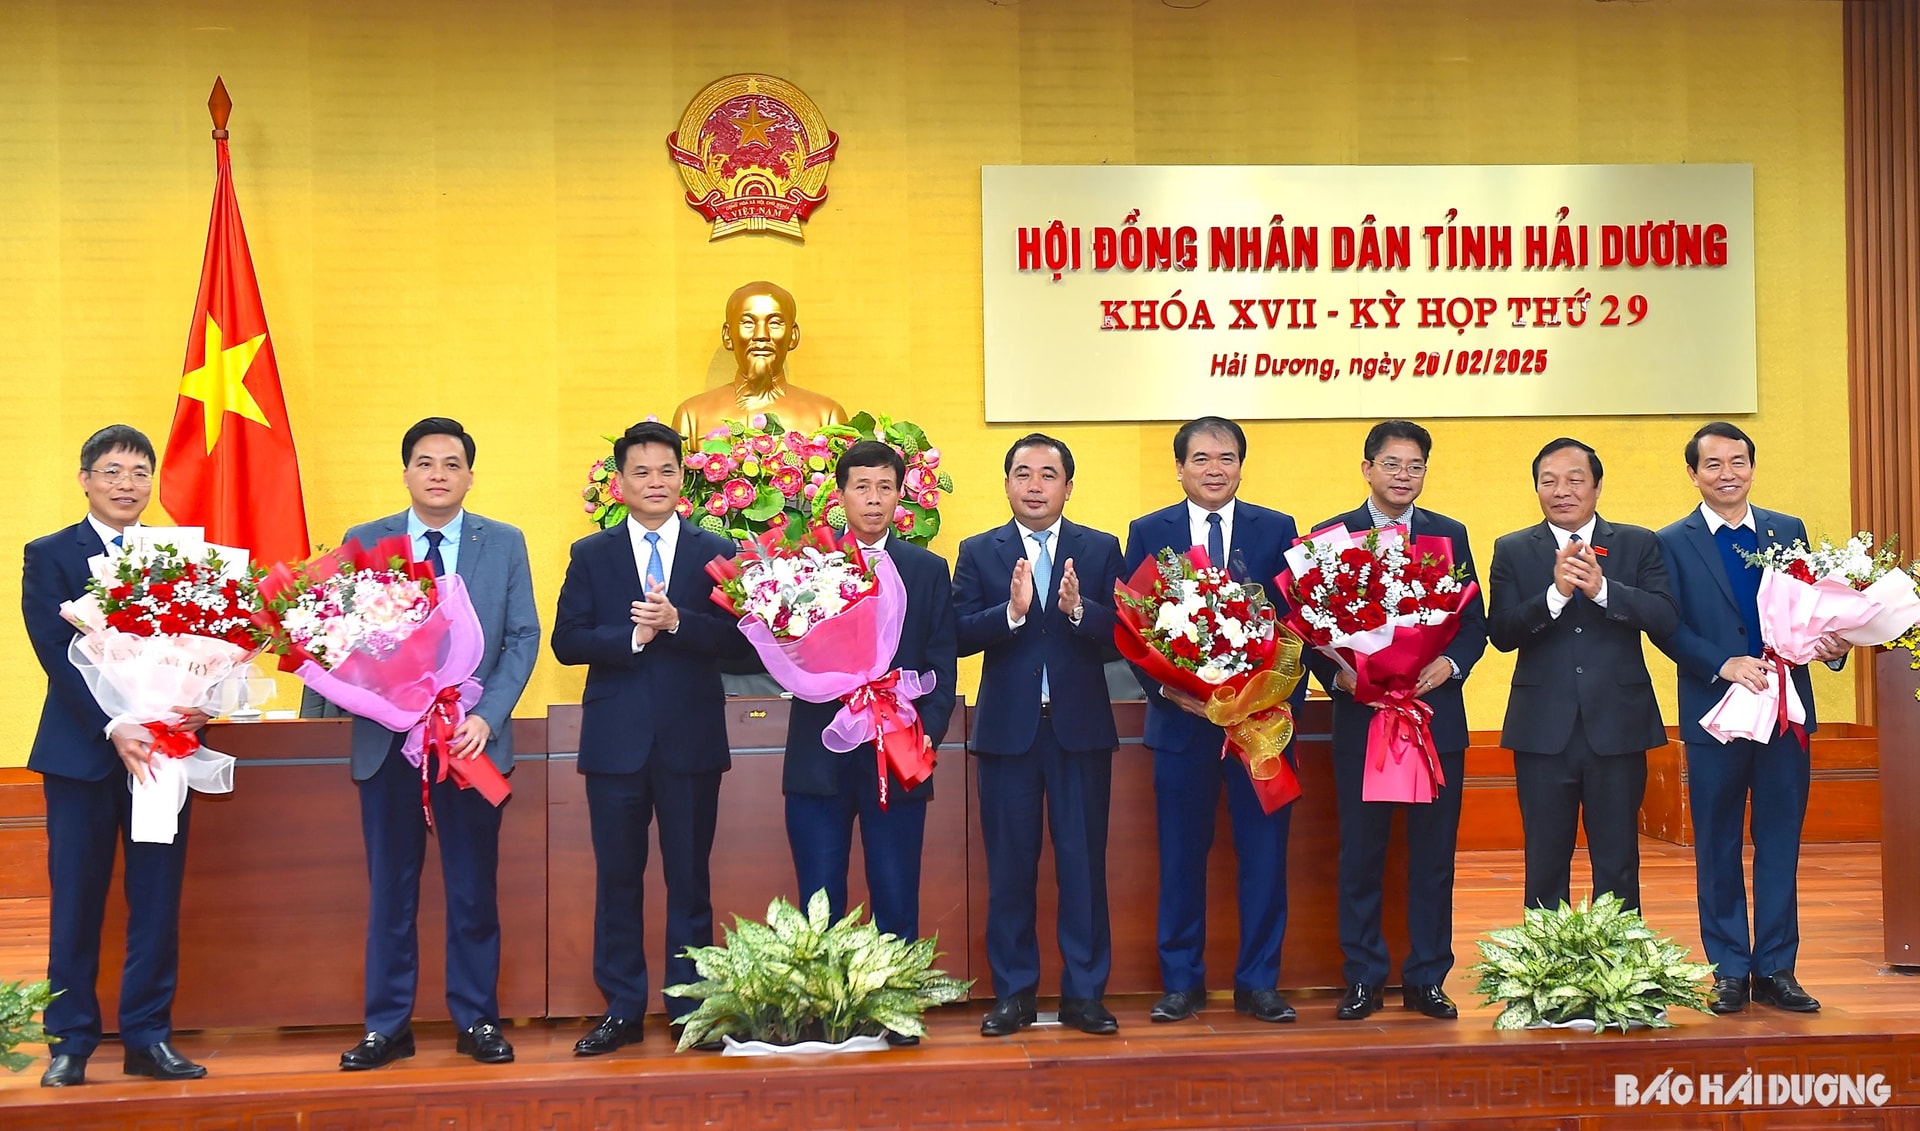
[1335,982,1384,1020]
[1058,997,1119,1034]
[1709,975,1750,1014]
[574,1014,645,1056]
[1403,984,1459,1019]
[980,990,1038,1037]
[39,1054,86,1087]
[1149,988,1205,1022]
[456,1019,514,1064]
[1233,988,1297,1023]
[123,1040,208,1080]
[340,1028,415,1071]
[884,1029,920,1046]
[1752,971,1821,1013]
[670,1023,724,1052]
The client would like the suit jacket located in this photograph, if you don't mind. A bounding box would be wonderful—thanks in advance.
[1487,517,1678,756]
[335,511,542,781]
[1121,499,1302,754]
[1301,504,1489,756]
[784,537,957,797]
[23,521,116,781]
[550,520,742,776]
[1655,506,1825,746]
[954,517,1124,755]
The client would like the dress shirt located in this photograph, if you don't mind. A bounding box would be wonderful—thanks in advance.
[1699,501,1756,534]
[1186,498,1236,561]
[1005,517,1083,630]
[85,515,136,549]
[628,515,680,651]
[407,509,464,577]
[1544,514,1609,617]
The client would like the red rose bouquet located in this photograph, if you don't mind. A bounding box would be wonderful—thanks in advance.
[1277,524,1478,804]
[1113,547,1306,813]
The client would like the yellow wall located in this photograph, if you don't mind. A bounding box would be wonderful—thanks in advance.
[0,0,1849,764]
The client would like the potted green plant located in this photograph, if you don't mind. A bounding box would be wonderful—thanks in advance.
[1469,893,1714,1032]
[0,979,56,1072]
[667,890,971,1054]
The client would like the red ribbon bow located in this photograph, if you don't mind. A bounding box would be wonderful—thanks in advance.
[142,722,200,760]
[416,685,465,829]
[1761,647,1809,751]
[841,670,932,812]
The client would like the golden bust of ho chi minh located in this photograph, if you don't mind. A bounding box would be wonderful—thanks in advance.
[670,281,848,440]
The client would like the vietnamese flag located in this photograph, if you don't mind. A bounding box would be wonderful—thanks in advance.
[161,78,310,566]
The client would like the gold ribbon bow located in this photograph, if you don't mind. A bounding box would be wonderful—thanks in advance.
[1203,629,1306,782]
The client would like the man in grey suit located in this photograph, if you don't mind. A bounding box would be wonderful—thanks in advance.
[331,418,541,1070]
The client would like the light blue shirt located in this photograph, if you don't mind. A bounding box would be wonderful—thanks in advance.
[407,509,464,576]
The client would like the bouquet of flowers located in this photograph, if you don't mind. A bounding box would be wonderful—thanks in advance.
[706,527,936,809]
[58,528,258,843]
[1113,548,1305,813]
[255,536,509,822]
[1277,524,1478,804]
[580,412,952,546]
[1702,532,1920,744]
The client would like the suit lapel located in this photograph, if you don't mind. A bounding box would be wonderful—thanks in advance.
[606,523,644,602]
[666,518,708,605]
[1530,521,1558,583]
[456,514,486,579]
[1679,510,1739,610]
[995,521,1025,581]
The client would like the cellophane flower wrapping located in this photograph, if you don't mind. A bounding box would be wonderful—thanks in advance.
[1113,547,1305,813]
[1277,524,1479,803]
[1703,533,1920,744]
[255,536,507,806]
[707,527,936,808]
[58,528,258,843]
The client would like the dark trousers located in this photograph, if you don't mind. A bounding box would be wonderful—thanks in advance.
[585,761,723,1020]
[975,713,1114,1001]
[41,771,191,1057]
[785,748,928,940]
[1151,736,1292,993]
[1687,733,1810,979]
[358,745,504,1035]
[1332,744,1466,987]
[1513,719,1647,911]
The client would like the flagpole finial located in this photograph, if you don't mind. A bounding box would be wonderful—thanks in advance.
[208,77,231,140]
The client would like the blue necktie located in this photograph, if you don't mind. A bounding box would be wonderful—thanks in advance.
[1032,530,1052,702]
[1206,512,1225,572]
[111,534,123,548]
[644,531,665,590]
[424,529,446,578]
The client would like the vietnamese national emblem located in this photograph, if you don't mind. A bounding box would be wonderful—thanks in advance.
[666,74,839,242]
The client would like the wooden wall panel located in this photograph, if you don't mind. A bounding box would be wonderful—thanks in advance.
[1847,0,1920,724]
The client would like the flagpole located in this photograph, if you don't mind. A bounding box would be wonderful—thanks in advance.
[208,76,230,141]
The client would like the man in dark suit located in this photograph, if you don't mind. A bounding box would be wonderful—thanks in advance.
[783,440,957,1044]
[954,434,1125,1038]
[1488,437,1678,913]
[335,418,540,1071]
[551,421,741,1055]
[1304,421,1487,1023]
[1122,416,1303,1025]
[1654,422,1845,1015]
[23,425,210,1087]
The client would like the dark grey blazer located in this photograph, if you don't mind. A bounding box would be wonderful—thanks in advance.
[1487,517,1678,757]
[310,510,542,782]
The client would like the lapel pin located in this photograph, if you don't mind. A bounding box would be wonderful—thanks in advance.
[1767,529,1774,538]
[1592,545,1608,558]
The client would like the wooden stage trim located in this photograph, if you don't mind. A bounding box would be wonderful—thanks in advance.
[2,1009,1919,1129]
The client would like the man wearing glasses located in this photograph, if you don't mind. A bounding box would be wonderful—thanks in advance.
[1302,422,1487,1023]
[22,426,211,1087]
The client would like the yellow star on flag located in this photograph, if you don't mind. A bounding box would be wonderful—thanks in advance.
[179,313,269,453]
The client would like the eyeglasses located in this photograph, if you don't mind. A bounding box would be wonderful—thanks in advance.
[1370,459,1427,478]
[84,465,153,486]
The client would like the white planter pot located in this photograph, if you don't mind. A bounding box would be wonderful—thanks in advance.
[1526,1008,1667,1032]
[720,1034,891,1057]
